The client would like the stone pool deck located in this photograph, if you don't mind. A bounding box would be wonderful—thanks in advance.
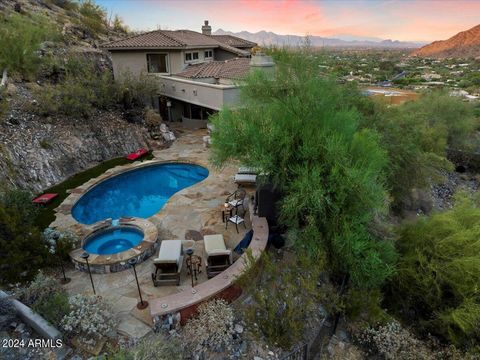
[52,127,254,339]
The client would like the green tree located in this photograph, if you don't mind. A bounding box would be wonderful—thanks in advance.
[360,91,479,206]
[112,14,128,33]
[0,12,58,78]
[210,51,396,289]
[0,190,49,284]
[386,193,480,347]
[78,0,107,37]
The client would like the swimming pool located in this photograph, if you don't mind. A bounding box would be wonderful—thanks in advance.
[83,226,144,255]
[72,163,209,225]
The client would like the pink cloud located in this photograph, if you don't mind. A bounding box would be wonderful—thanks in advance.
[131,0,480,42]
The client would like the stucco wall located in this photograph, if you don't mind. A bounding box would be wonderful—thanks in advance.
[109,49,218,80]
[110,50,184,79]
[159,76,240,110]
[214,48,240,61]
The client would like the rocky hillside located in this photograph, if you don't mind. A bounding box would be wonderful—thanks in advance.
[411,24,480,58]
[0,0,154,193]
[0,81,151,193]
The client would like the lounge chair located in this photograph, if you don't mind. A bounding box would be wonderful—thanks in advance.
[204,234,232,278]
[152,240,183,286]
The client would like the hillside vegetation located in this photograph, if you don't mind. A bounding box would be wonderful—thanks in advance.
[211,48,480,356]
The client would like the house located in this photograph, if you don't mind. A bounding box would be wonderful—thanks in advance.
[103,21,273,128]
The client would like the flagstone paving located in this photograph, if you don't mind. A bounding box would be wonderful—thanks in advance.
[57,126,253,339]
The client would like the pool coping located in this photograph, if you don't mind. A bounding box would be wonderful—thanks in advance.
[69,218,159,273]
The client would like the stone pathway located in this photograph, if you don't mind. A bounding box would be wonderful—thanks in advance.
[59,126,254,340]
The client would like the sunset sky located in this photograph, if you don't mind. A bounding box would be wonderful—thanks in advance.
[96,0,479,42]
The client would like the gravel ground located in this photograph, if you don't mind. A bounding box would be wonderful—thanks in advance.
[431,170,479,210]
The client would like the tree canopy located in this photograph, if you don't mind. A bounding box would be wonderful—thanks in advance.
[210,51,396,289]
[387,193,480,347]
[0,190,49,284]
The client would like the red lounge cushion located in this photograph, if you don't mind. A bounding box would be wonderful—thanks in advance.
[126,148,148,160]
[32,193,58,204]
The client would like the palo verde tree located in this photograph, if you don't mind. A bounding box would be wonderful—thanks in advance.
[386,192,480,348]
[361,91,479,206]
[0,12,58,81]
[210,50,396,289]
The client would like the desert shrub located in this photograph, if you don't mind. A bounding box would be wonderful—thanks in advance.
[77,0,107,37]
[211,50,396,289]
[35,79,93,117]
[0,190,49,284]
[112,14,128,33]
[386,192,480,348]
[352,86,479,208]
[0,12,59,78]
[35,55,120,118]
[47,0,78,10]
[35,57,157,118]
[110,335,183,360]
[33,291,70,328]
[16,271,63,306]
[61,294,116,344]
[0,297,15,316]
[0,87,8,120]
[144,108,162,131]
[236,250,326,349]
[344,288,391,326]
[118,71,158,109]
[39,139,52,149]
[183,299,234,353]
[0,189,38,225]
[362,100,452,207]
[15,271,70,327]
[356,321,434,360]
[43,228,77,261]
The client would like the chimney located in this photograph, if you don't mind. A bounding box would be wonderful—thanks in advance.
[202,20,211,35]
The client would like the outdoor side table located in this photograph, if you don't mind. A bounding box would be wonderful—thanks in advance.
[186,254,202,281]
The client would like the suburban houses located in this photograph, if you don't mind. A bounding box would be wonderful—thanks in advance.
[103,21,274,128]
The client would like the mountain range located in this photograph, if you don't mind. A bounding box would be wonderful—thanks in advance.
[411,24,480,58]
[213,29,425,49]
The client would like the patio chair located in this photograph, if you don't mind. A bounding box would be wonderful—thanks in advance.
[226,188,247,214]
[226,207,247,233]
[204,234,232,278]
[152,240,183,286]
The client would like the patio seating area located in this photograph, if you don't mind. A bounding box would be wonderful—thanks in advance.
[56,127,257,338]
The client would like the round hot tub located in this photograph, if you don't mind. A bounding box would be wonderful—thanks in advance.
[83,226,144,255]
[71,219,158,273]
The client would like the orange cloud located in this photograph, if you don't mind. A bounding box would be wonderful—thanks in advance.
[116,0,480,42]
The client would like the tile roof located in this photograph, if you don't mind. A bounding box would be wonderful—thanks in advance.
[174,58,251,80]
[102,30,250,56]
[210,35,257,48]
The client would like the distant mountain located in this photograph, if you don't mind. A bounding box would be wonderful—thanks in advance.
[214,29,425,49]
[411,24,480,58]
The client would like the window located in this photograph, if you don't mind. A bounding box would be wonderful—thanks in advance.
[204,50,213,59]
[185,52,199,62]
[147,54,168,73]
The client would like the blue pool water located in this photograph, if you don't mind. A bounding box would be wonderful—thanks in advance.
[72,163,209,225]
[83,227,144,255]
